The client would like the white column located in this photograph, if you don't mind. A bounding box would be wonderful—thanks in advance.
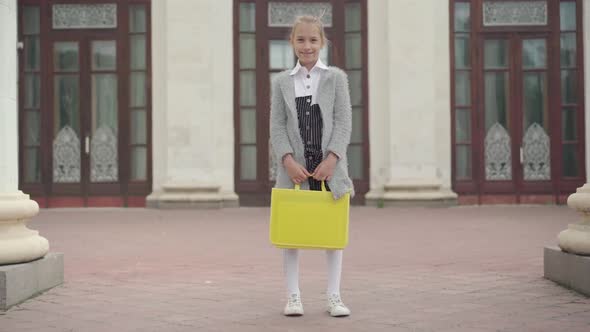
[0,0,49,264]
[147,0,238,208]
[558,0,590,254]
[586,0,590,177]
[366,0,457,206]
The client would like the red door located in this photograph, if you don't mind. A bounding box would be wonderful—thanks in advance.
[18,1,152,207]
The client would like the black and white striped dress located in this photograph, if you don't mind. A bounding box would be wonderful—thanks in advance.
[296,95,330,192]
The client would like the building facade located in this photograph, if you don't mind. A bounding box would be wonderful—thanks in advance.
[5,0,588,207]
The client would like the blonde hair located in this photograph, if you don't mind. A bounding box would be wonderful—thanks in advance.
[289,15,327,47]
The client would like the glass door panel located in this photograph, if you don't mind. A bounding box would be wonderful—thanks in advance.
[521,38,550,181]
[129,5,149,182]
[559,2,581,180]
[483,39,512,181]
[22,6,42,185]
[269,40,295,70]
[237,2,257,182]
[344,3,364,181]
[90,40,118,183]
[53,41,81,183]
[268,39,295,181]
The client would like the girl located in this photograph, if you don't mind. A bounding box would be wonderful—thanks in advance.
[269,15,354,317]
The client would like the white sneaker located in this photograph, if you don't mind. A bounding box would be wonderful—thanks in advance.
[327,293,350,317]
[283,293,304,316]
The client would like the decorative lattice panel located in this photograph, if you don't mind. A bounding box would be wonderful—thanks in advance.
[53,4,117,29]
[485,122,512,180]
[268,2,332,27]
[523,123,551,181]
[483,1,547,26]
[91,126,118,182]
[53,126,81,183]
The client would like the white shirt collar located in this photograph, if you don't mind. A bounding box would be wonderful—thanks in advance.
[289,58,328,76]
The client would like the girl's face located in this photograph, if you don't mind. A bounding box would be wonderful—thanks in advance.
[291,23,324,68]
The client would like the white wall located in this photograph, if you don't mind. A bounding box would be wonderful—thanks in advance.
[151,0,168,192]
[150,0,236,201]
[367,0,390,192]
[367,0,455,202]
[432,0,453,190]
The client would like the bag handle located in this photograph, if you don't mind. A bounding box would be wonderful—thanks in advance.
[294,179,327,192]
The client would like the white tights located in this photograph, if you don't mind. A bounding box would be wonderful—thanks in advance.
[283,248,343,296]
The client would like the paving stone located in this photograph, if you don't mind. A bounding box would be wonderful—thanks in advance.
[0,206,588,331]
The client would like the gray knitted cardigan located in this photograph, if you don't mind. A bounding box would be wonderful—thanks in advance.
[270,66,355,200]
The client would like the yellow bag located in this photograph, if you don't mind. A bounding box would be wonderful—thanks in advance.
[269,181,350,249]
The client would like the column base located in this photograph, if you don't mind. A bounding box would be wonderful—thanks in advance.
[558,223,590,255]
[544,246,590,297]
[366,180,458,207]
[146,183,239,209]
[0,191,49,265]
[1,252,64,311]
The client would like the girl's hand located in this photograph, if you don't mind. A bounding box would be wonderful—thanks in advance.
[312,153,338,181]
[283,154,311,184]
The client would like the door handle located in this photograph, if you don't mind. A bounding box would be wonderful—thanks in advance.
[85,136,90,155]
[519,147,523,165]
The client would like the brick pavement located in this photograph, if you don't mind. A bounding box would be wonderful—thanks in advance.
[1,205,590,332]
